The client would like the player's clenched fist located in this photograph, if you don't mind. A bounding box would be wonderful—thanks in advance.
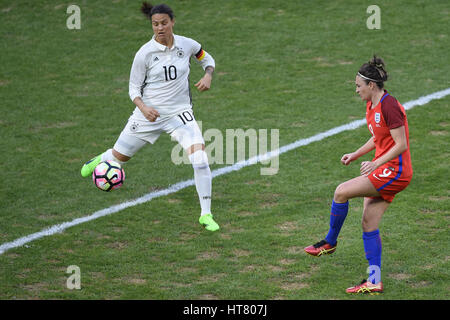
[142,106,160,122]
[341,153,356,165]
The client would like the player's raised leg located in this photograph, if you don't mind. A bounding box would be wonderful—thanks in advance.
[304,176,379,256]
[81,131,145,177]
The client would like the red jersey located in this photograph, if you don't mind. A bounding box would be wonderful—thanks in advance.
[366,91,413,179]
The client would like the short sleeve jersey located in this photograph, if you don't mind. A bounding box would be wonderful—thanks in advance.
[366,91,413,178]
[128,34,215,120]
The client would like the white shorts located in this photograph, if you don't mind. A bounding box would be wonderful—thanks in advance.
[113,109,205,157]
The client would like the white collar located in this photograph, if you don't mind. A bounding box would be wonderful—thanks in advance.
[151,34,176,51]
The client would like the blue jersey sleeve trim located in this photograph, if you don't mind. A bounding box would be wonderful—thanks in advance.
[380,92,390,104]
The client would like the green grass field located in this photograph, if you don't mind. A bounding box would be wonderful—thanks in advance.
[0,0,449,301]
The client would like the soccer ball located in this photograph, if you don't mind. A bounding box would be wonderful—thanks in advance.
[92,161,125,192]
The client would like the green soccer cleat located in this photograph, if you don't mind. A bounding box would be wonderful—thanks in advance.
[199,214,220,232]
[80,154,102,177]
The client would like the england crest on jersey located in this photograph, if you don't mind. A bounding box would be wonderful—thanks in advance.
[374,112,381,123]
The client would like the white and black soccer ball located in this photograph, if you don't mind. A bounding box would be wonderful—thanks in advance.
[92,161,125,192]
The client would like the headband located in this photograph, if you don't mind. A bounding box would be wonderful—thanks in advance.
[357,72,379,82]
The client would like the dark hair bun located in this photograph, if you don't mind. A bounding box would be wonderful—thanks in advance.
[141,2,153,19]
[358,55,389,88]
[369,55,388,82]
[140,2,174,20]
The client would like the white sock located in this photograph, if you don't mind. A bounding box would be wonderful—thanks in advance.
[101,148,125,166]
[188,151,212,216]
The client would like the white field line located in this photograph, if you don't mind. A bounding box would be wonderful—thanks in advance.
[1,88,449,255]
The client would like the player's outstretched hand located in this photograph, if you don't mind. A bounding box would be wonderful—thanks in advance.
[194,74,212,92]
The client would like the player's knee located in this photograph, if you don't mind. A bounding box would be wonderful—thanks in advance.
[188,150,209,169]
[334,183,349,203]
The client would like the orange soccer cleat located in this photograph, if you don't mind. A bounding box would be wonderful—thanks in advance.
[304,240,337,257]
[346,279,384,294]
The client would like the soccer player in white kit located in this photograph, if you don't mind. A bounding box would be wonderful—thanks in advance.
[81,2,219,231]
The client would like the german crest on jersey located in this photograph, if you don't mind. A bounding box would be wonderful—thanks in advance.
[176,47,185,58]
[374,112,381,124]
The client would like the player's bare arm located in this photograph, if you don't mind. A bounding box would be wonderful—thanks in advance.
[195,66,214,92]
[133,96,160,122]
[341,137,375,165]
[360,126,408,176]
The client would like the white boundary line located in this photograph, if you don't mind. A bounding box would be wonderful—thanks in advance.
[1,88,449,255]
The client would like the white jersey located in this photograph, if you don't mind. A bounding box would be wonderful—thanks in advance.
[128,34,215,121]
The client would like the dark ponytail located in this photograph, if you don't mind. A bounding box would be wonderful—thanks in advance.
[358,55,389,89]
[141,2,153,18]
[141,2,174,20]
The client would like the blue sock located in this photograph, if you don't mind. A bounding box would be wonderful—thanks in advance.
[324,200,349,246]
[363,229,382,284]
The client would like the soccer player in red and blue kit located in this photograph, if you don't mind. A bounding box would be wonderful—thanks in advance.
[304,56,413,294]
